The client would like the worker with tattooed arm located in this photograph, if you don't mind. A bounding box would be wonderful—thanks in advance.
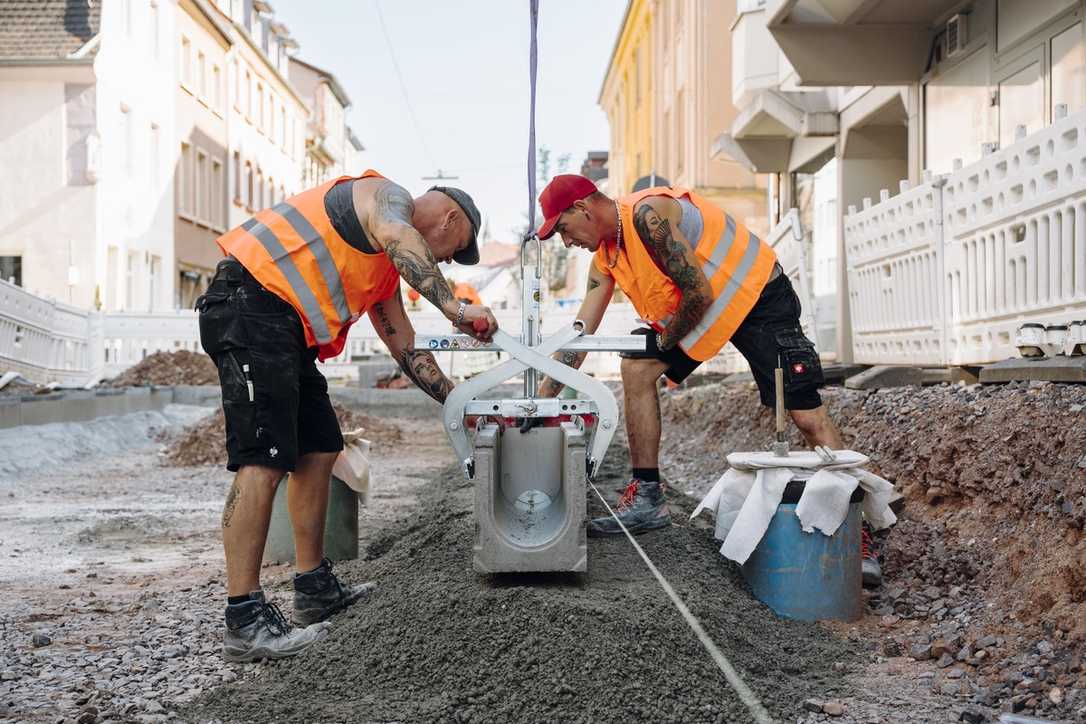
[196,169,495,662]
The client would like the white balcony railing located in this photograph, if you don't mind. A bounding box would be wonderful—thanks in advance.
[844,108,1086,365]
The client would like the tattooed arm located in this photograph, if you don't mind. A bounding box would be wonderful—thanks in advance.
[368,181,458,319]
[632,196,712,350]
[536,264,615,397]
[369,288,454,404]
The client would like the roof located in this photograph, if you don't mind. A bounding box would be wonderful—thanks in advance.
[0,0,101,62]
[290,56,351,108]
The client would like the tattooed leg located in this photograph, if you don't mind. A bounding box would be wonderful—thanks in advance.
[222,466,282,597]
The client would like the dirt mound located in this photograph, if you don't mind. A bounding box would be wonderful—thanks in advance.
[161,403,402,467]
[190,444,855,723]
[660,380,1086,719]
[107,350,218,387]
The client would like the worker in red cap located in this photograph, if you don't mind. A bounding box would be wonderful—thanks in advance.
[527,176,871,566]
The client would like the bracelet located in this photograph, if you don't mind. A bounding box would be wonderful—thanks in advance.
[454,301,466,327]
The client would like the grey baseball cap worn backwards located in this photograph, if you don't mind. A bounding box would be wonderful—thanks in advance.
[430,185,481,265]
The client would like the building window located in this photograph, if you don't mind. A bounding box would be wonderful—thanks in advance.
[257,169,264,210]
[998,60,1044,148]
[150,1,159,58]
[245,71,252,120]
[179,142,193,217]
[196,149,208,222]
[180,37,191,89]
[198,51,207,100]
[234,60,241,110]
[65,83,96,186]
[149,255,162,311]
[676,90,685,175]
[212,65,222,111]
[245,161,253,210]
[121,105,134,177]
[267,176,274,207]
[0,255,22,286]
[280,107,287,148]
[233,151,241,204]
[212,158,224,228]
[634,47,641,108]
[1051,22,1086,119]
[269,95,275,139]
[149,123,159,192]
[279,184,285,203]
[126,251,140,311]
[257,83,265,132]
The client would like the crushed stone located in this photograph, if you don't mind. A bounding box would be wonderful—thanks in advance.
[190,443,856,723]
[659,380,1086,719]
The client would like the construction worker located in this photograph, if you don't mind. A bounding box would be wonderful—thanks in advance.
[529,175,880,578]
[197,170,498,662]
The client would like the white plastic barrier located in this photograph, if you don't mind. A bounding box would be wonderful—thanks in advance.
[844,179,946,365]
[0,279,95,385]
[843,108,1086,366]
[941,110,1086,364]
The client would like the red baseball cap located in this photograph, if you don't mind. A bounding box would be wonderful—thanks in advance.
[537,174,599,240]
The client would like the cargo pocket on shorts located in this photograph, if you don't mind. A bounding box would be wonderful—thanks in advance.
[196,288,246,358]
[774,325,824,393]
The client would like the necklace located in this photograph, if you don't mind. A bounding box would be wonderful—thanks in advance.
[606,200,623,269]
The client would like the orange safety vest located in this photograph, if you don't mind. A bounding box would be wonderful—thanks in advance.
[595,186,777,361]
[216,169,401,361]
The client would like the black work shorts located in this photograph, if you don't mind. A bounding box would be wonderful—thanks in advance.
[195,258,344,472]
[655,272,825,410]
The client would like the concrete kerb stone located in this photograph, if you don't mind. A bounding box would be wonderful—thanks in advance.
[979,355,1086,384]
[0,385,175,429]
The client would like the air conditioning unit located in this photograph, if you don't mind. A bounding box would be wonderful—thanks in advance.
[946,14,968,57]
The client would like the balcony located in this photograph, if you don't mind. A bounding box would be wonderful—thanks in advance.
[843,109,1086,365]
[766,0,961,85]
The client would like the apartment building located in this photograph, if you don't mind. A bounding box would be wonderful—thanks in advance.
[725,0,1086,365]
[600,0,766,234]
[175,0,232,308]
[290,57,353,186]
[0,0,176,311]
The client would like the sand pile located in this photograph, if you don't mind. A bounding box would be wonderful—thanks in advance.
[191,445,854,723]
[107,350,218,387]
[161,403,402,467]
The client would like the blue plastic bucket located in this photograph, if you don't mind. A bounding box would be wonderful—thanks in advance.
[741,481,863,622]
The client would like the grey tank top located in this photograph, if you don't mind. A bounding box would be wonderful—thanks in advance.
[676,197,704,249]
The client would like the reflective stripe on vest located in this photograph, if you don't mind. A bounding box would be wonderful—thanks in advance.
[602,186,777,361]
[217,169,401,358]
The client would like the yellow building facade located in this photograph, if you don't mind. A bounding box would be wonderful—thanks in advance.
[600,0,766,235]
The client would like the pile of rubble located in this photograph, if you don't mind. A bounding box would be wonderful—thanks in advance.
[106,351,218,387]
[661,379,1086,720]
[160,403,402,467]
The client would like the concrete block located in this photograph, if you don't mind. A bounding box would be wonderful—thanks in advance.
[355,357,398,389]
[822,364,868,385]
[328,385,441,419]
[263,476,359,564]
[0,399,20,428]
[473,422,586,573]
[171,385,222,407]
[845,365,925,390]
[979,356,1086,384]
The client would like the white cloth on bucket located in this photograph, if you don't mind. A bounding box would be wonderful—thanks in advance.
[689,450,897,565]
[332,428,371,502]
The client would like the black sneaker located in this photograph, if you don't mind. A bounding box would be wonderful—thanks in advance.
[293,558,376,626]
[588,479,671,537]
[222,590,328,663]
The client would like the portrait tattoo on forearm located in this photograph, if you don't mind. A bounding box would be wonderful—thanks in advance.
[633,202,708,349]
[398,348,454,404]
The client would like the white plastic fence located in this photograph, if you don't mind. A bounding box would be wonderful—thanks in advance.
[844,178,946,365]
[0,277,642,386]
[844,107,1086,366]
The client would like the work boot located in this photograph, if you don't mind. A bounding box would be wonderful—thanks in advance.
[588,479,670,537]
[861,527,882,588]
[222,590,328,663]
[293,557,376,626]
